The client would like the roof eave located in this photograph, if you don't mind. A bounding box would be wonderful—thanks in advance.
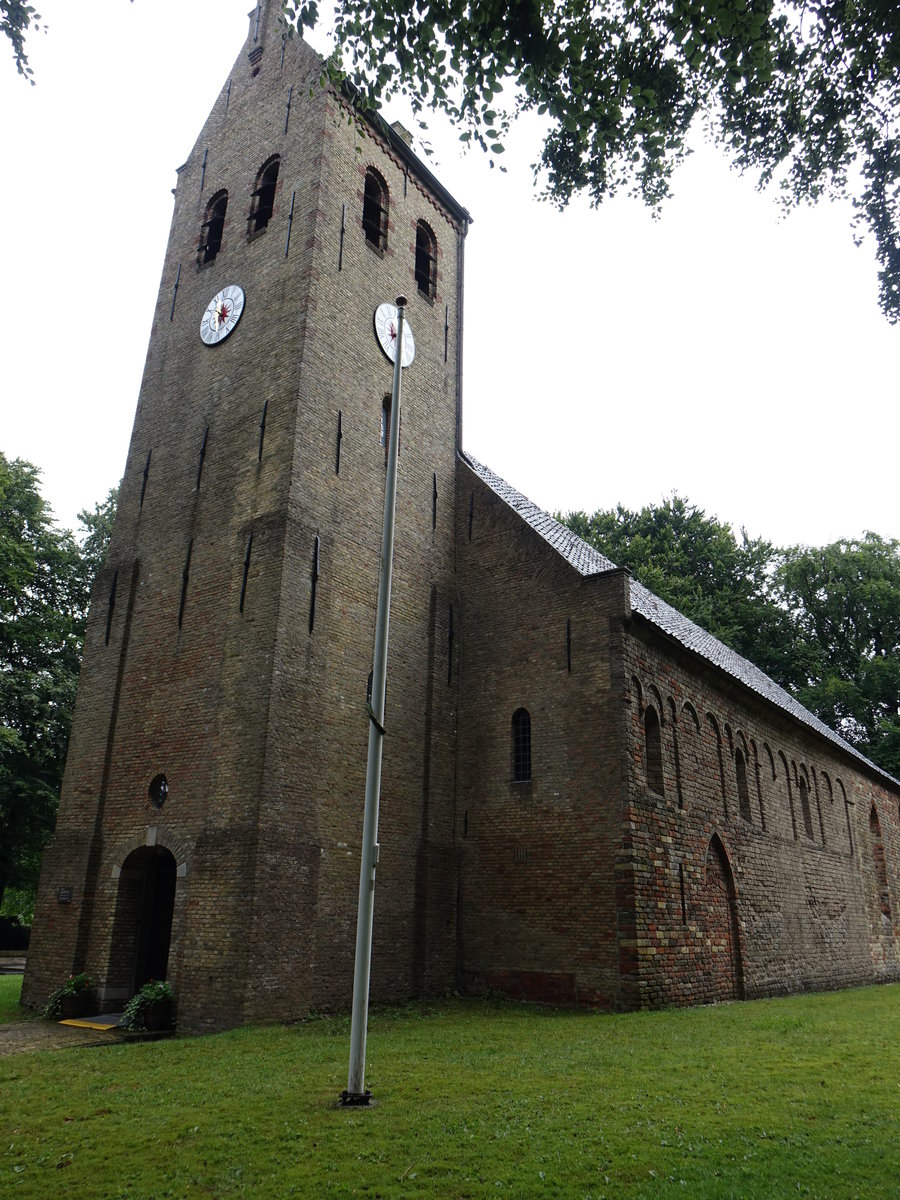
[341,80,473,228]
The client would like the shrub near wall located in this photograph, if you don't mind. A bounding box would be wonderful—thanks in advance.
[0,917,30,952]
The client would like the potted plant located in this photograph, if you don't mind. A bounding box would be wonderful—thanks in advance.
[122,980,176,1032]
[43,972,97,1020]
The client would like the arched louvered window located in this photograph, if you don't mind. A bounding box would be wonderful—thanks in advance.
[362,168,389,250]
[415,220,437,299]
[250,156,280,234]
[512,708,531,784]
[199,190,228,264]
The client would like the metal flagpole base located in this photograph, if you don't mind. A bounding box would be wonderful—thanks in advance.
[339,1089,374,1107]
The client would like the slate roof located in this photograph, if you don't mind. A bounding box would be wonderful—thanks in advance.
[461,452,899,789]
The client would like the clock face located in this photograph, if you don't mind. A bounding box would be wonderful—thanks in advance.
[374,303,415,367]
[200,284,245,345]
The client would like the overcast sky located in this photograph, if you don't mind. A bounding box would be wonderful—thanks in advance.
[2,1,897,548]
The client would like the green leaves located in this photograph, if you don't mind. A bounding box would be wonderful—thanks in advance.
[563,495,791,675]
[0,1,42,82]
[563,497,900,774]
[0,456,117,905]
[302,0,900,321]
[776,534,900,773]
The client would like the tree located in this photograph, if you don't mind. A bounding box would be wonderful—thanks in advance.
[0,456,116,910]
[1,1,42,82]
[287,0,900,322]
[564,498,900,774]
[776,534,900,775]
[77,487,119,586]
[562,495,799,686]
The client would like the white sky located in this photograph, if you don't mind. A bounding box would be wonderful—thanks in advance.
[2,1,897,547]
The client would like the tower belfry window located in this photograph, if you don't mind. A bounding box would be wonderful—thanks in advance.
[362,168,388,251]
[415,220,437,299]
[250,156,280,235]
[199,190,228,264]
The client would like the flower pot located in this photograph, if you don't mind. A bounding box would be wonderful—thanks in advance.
[142,999,175,1031]
[59,992,96,1019]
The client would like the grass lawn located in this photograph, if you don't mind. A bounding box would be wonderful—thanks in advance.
[0,974,26,1024]
[2,982,898,1198]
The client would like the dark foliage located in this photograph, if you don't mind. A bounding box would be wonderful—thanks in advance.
[287,0,900,321]
[0,454,116,909]
[562,496,900,775]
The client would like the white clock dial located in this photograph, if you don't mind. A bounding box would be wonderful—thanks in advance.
[374,303,415,367]
[200,284,245,345]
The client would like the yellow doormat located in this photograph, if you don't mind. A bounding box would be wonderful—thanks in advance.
[59,1017,120,1031]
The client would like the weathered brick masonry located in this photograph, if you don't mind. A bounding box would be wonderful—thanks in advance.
[25,6,466,1031]
[24,5,900,1029]
[455,458,899,1009]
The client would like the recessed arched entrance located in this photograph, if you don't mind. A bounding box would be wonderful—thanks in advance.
[697,835,745,1002]
[109,846,177,997]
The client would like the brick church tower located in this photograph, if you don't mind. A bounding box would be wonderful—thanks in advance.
[24,3,470,1032]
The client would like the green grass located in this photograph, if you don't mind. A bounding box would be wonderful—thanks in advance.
[0,974,26,1024]
[2,985,899,1198]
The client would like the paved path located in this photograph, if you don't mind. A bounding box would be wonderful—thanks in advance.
[2,973,124,1056]
[0,1019,122,1056]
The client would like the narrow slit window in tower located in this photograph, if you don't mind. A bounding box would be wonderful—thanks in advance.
[380,395,399,454]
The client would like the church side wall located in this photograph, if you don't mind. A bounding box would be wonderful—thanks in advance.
[622,620,900,1008]
[455,464,631,1009]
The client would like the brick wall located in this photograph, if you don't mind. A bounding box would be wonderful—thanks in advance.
[454,462,631,1010]
[622,618,900,1007]
[453,465,900,1013]
[24,6,467,1031]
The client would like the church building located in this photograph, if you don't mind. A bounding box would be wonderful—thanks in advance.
[24,4,900,1032]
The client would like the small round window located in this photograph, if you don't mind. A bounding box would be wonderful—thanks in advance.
[148,774,168,809]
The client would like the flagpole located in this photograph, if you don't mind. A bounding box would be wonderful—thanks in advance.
[342,297,408,1106]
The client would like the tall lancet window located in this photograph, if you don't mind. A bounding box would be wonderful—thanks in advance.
[512,708,532,784]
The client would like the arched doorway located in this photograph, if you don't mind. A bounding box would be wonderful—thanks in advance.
[109,846,177,997]
[696,836,744,1002]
